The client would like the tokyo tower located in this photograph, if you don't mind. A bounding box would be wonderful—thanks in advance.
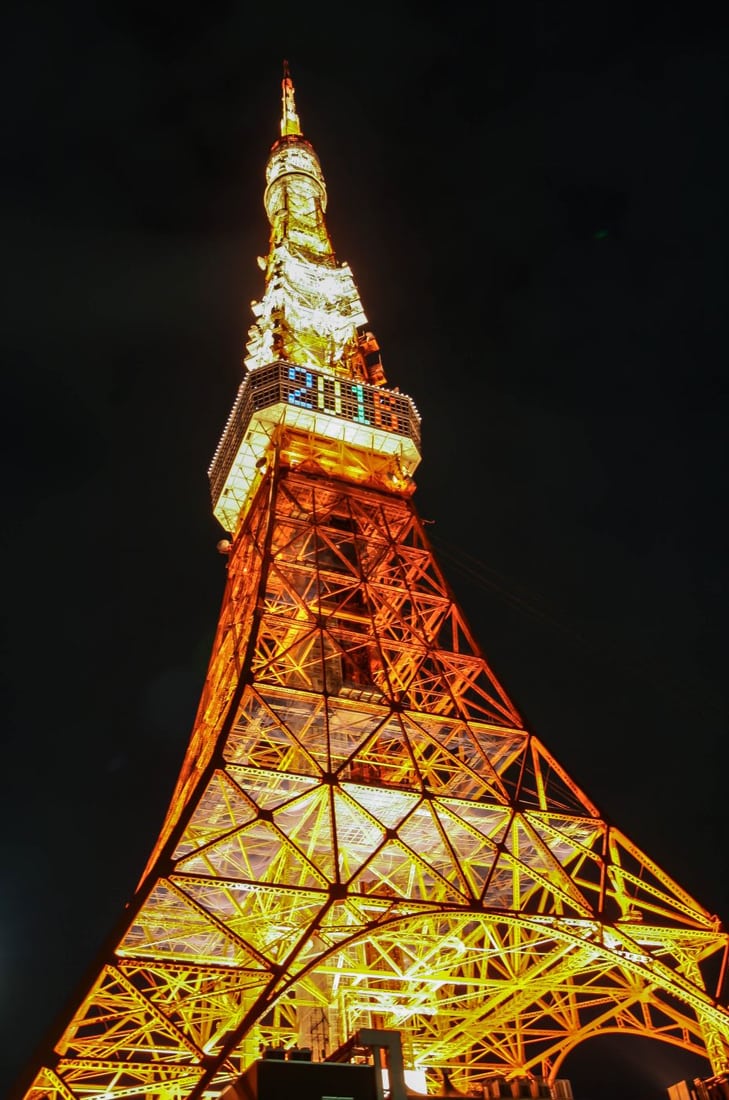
[15,63,729,1100]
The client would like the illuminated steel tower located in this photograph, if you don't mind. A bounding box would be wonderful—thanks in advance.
[18,64,729,1100]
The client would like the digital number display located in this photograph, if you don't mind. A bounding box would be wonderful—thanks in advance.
[210,360,422,527]
[284,366,410,435]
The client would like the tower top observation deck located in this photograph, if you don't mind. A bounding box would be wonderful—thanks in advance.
[209,63,422,535]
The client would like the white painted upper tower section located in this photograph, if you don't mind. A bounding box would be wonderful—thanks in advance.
[209,64,421,535]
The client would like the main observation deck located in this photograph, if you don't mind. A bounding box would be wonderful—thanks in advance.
[209,360,422,533]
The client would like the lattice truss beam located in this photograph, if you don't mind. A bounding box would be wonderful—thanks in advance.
[24,468,729,1099]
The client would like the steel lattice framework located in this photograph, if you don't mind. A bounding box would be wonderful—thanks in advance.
[16,63,729,1100]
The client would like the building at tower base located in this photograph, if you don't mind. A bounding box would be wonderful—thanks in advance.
[669,1073,729,1100]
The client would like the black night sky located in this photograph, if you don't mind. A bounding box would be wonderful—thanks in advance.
[2,5,728,1099]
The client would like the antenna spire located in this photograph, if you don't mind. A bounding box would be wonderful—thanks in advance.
[280,59,302,137]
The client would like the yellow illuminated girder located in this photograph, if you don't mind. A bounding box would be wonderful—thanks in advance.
[19,465,729,1099]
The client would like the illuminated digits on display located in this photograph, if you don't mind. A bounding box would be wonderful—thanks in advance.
[372,390,399,431]
[350,382,368,424]
[287,366,314,408]
[282,365,407,435]
[317,374,342,416]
